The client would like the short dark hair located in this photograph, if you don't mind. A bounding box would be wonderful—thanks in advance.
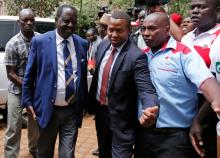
[56,4,77,18]
[86,28,97,35]
[19,8,35,19]
[215,0,220,7]
[111,10,131,29]
[204,0,219,7]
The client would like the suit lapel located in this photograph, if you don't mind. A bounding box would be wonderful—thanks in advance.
[49,31,58,77]
[96,40,111,70]
[91,40,110,95]
[108,41,129,91]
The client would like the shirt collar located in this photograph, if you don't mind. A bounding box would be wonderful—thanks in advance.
[164,36,177,50]
[146,36,177,55]
[190,24,220,38]
[135,28,141,35]
[19,31,34,42]
[56,29,72,46]
[112,40,127,53]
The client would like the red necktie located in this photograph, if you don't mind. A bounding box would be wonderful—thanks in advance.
[99,47,117,105]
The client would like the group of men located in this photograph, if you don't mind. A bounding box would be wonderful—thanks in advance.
[3,0,220,158]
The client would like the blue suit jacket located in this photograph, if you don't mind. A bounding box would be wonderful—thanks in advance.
[22,30,88,128]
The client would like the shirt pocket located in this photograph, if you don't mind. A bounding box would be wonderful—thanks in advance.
[153,65,180,87]
[18,48,28,67]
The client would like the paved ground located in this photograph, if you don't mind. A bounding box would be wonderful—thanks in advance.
[0,114,98,158]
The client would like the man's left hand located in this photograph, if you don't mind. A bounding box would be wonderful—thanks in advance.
[189,120,205,158]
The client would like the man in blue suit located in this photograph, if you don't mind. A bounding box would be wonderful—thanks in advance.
[22,4,88,158]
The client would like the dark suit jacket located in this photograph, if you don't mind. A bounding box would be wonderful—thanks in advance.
[89,38,158,144]
[22,30,88,128]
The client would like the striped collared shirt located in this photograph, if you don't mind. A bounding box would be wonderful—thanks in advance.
[4,31,39,94]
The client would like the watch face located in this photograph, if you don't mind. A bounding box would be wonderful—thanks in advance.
[216,62,220,74]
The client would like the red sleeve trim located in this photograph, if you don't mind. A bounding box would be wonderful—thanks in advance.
[172,42,191,55]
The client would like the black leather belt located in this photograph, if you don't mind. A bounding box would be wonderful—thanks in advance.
[54,102,76,109]
[147,128,189,133]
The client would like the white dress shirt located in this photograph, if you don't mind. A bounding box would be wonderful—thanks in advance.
[136,29,146,49]
[217,120,220,136]
[96,42,126,104]
[54,30,77,106]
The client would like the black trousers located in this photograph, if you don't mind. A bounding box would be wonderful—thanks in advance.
[197,93,218,158]
[95,102,112,158]
[95,100,134,158]
[134,126,197,158]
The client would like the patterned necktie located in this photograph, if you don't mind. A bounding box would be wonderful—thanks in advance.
[99,47,117,105]
[63,40,75,104]
[88,43,93,60]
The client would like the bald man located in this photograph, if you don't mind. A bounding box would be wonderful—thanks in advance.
[135,12,220,158]
[4,9,39,158]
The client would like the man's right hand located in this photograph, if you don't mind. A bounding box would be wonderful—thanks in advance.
[139,106,159,127]
[26,106,37,120]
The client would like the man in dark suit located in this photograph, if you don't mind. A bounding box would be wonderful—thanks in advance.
[22,4,88,158]
[89,10,159,158]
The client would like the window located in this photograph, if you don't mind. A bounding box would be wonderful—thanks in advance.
[35,22,55,34]
[0,21,18,51]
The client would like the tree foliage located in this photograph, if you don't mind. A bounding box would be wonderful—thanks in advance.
[4,0,190,36]
[167,0,190,17]
[69,0,101,36]
[4,0,61,17]
[69,0,134,36]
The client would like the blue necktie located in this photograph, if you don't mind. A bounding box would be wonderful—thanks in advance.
[63,40,75,104]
